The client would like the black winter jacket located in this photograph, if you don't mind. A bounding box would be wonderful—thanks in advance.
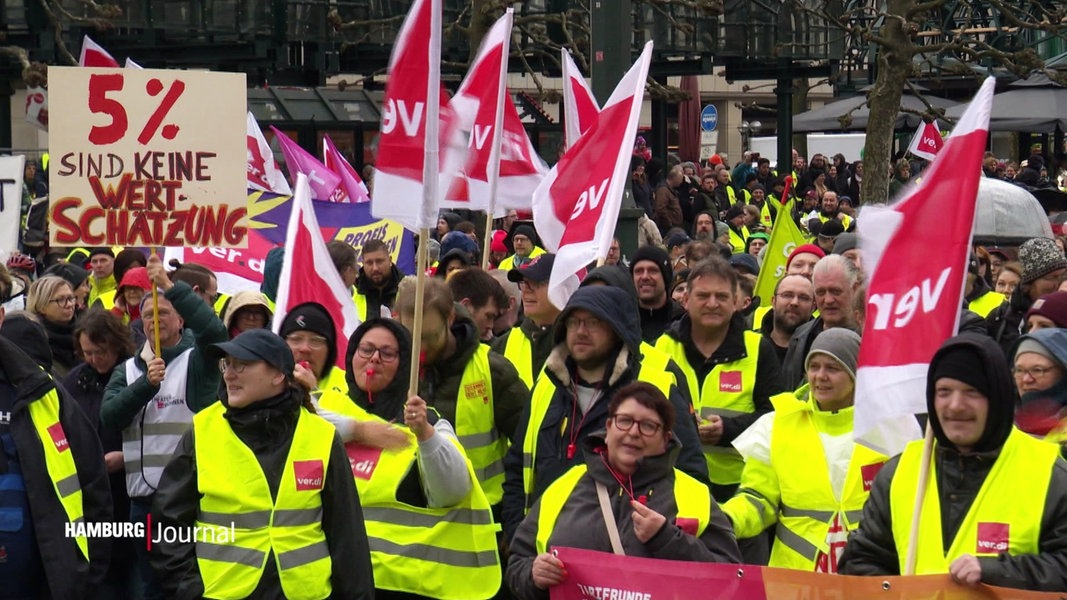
[0,335,112,598]
[149,388,373,600]
[506,434,739,600]
[354,264,403,320]
[839,334,1067,591]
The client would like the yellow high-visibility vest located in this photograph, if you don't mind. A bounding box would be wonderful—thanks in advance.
[28,389,89,560]
[194,402,335,599]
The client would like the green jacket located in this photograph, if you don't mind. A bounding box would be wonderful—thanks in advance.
[101,281,227,430]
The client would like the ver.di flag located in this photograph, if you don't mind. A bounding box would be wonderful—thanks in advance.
[561,49,600,149]
[248,114,292,195]
[907,119,945,162]
[271,126,347,202]
[533,41,653,309]
[78,35,120,67]
[323,135,371,203]
[854,77,996,457]
[273,174,361,369]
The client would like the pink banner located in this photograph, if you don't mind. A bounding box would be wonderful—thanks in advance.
[550,547,1064,600]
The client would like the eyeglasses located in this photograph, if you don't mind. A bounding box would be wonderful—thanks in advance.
[565,316,605,331]
[1013,365,1059,380]
[50,295,76,307]
[776,292,814,304]
[218,358,254,374]
[611,414,664,437]
[356,343,400,363]
[285,333,328,350]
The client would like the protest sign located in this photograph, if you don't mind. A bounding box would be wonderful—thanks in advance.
[0,156,25,253]
[49,67,246,248]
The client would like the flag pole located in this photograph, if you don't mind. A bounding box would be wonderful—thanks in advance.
[410,0,442,396]
[150,248,161,357]
[904,421,934,575]
[480,8,513,270]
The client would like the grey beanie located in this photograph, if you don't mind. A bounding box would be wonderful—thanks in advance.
[832,232,858,255]
[1015,338,1055,364]
[1019,237,1067,284]
[806,328,862,381]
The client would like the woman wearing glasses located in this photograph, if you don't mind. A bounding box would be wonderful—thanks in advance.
[506,382,740,600]
[316,317,502,600]
[1012,328,1067,454]
[27,275,80,377]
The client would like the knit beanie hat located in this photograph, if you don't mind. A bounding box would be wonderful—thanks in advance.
[929,345,991,399]
[279,302,337,372]
[832,232,858,255]
[1026,291,1067,328]
[805,328,861,381]
[786,244,827,269]
[630,245,672,286]
[1019,237,1067,284]
[512,224,537,243]
[1014,338,1055,364]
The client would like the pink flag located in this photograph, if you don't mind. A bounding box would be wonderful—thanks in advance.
[533,42,653,308]
[270,126,347,202]
[248,114,292,195]
[443,10,545,212]
[906,119,945,161]
[854,78,996,457]
[372,0,451,231]
[273,174,361,369]
[322,135,371,203]
[561,49,601,149]
[78,35,120,68]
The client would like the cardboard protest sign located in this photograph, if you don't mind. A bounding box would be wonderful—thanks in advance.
[0,156,25,253]
[49,67,246,248]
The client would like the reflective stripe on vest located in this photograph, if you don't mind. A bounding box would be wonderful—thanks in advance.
[968,291,1005,319]
[767,404,888,570]
[503,329,535,389]
[521,357,675,512]
[655,330,762,485]
[122,350,193,497]
[533,464,710,554]
[28,389,89,560]
[454,345,507,505]
[889,428,1057,574]
[316,393,501,600]
[195,402,334,600]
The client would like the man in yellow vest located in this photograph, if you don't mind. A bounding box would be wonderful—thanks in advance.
[724,329,890,572]
[840,333,1067,592]
[0,307,112,598]
[352,239,404,322]
[498,224,547,272]
[150,328,372,599]
[87,247,117,309]
[654,257,785,502]
[394,276,529,507]
[491,253,561,389]
[724,204,750,254]
[964,253,1005,318]
[501,285,709,539]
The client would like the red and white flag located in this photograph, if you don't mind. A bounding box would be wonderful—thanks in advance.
[906,119,945,161]
[78,35,120,67]
[534,41,653,308]
[323,135,371,203]
[248,114,292,195]
[443,10,545,213]
[271,126,347,202]
[273,173,361,369]
[561,49,601,149]
[372,0,453,231]
[854,77,996,457]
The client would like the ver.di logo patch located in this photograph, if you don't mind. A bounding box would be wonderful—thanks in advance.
[293,460,324,491]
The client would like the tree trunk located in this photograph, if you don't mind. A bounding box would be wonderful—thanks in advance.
[861,0,915,205]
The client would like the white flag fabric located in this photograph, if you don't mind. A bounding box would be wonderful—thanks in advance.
[561,49,601,149]
[854,77,996,457]
[533,42,653,309]
[906,119,945,161]
[247,114,292,195]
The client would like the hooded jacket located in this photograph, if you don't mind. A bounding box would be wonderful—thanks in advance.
[839,334,1067,591]
[343,317,413,423]
[150,386,373,600]
[0,335,113,598]
[500,286,709,539]
[354,264,404,321]
[506,433,740,600]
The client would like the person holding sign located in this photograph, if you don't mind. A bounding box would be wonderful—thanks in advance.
[150,329,372,599]
[839,333,1067,592]
[506,382,739,600]
[316,318,502,600]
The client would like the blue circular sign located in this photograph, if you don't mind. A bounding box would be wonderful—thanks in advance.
[700,105,718,132]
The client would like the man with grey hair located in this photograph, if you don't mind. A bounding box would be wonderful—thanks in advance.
[780,254,863,390]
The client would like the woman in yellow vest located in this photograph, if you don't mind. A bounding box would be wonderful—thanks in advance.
[315,318,502,600]
[150,329,373,599]
[723,329,889,573]
[506,382,740,599]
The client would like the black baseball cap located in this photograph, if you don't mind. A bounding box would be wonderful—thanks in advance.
[210,329,295,375]
[507,253,555,283]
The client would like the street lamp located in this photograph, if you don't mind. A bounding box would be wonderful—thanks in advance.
[738,120,762,152]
